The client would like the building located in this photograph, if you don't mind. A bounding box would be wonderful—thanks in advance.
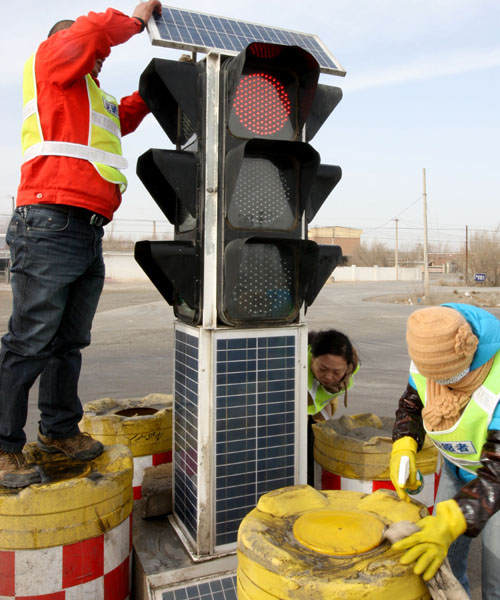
[427,252,464,273]
[308,226,362,261]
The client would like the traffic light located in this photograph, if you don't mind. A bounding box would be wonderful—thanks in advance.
[217,42,343,326]
[136,44,343,327]
[134,58,204,324]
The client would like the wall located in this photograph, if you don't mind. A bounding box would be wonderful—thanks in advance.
[331,265,421,282]
[104,253,149,281]
[103,254,422,284]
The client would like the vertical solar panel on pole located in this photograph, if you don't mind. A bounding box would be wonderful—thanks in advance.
[214,330,298,548]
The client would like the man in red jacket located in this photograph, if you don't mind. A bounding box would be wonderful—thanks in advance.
[0,0,162,488]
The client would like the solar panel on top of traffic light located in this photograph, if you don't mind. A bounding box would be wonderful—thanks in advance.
[147,5,346,76]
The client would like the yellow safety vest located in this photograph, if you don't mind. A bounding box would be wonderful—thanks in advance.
[307,346,358,416]
[410,351,500,473]
[21,53,128,193]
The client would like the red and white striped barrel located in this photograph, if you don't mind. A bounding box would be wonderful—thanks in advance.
[0,444,133,600]
[313,414,442,513]
[321,469,441,513]
[0,514,132,599]
[81,395,173,502]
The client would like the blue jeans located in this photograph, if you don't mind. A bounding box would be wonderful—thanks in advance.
[435,461,500,599]
[0,205,105,452]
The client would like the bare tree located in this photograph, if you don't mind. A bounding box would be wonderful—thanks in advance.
[349,240,392,266]
[398,243,422,267]
[464,227,500,286]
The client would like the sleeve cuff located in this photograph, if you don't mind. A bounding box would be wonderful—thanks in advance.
[133,16,146,32]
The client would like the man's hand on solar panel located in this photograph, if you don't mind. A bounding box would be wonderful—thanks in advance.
[132,0,162,28]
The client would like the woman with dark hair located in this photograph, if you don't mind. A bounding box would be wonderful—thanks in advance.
[307,329,359,485]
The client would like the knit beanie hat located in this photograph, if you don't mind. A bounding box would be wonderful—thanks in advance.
[406,306,478,381]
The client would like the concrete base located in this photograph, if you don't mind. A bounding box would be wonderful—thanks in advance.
[133,507,237,600]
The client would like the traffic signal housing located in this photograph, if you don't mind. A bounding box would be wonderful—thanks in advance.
[134,58,204,324]
[135,44,344,327]
[217,42,343,326]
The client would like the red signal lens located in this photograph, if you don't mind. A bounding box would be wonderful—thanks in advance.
[232,72,292,137]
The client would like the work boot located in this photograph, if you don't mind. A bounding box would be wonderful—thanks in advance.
[37,430,104,461]
[0,449,41,488]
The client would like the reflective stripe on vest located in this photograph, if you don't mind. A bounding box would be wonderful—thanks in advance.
[21,53,128,193]
[410,351,500,473]
[307,346,357,416]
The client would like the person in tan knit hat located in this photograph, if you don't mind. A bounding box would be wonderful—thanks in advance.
[389,303,500,599]
[406,306,478,383]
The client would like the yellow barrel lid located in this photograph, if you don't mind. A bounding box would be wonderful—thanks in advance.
[293,509,385,556]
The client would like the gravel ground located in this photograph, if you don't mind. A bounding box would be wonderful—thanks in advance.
[367,288,500,308]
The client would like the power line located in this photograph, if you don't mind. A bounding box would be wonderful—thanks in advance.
[362,197,422,233]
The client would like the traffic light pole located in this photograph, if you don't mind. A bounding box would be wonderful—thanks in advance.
[136,42,343,561]
[202,53,221,330]
[164,51,310,558]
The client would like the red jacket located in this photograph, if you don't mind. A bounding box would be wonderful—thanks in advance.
[17,8,149,220]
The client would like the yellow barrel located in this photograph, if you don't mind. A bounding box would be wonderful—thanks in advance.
[313,413,441,510]
[81,393,172,500]
[0,443,133,598]
[237,485,430,599]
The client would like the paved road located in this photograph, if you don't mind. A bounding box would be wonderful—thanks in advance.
[0,278,438,432]
[0,278,488,598]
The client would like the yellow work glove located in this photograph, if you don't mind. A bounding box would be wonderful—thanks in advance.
[389,436,419,501]
[392,499,467,581]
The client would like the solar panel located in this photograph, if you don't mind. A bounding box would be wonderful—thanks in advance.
[148,5,346,76]
[215,333,296,547]
[162,575,237,599]
[173,324,298,552]
[174,329,199,542]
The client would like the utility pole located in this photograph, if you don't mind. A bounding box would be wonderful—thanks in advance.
[422,168,430,299]
[465,225,468,286]
[394,218,399,281]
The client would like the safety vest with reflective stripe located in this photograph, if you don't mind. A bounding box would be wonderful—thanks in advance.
[307,346,358,416]
[410,351,500,473]
[21,53,128,193]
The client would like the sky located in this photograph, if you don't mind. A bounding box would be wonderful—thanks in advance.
[1,0,499,249]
